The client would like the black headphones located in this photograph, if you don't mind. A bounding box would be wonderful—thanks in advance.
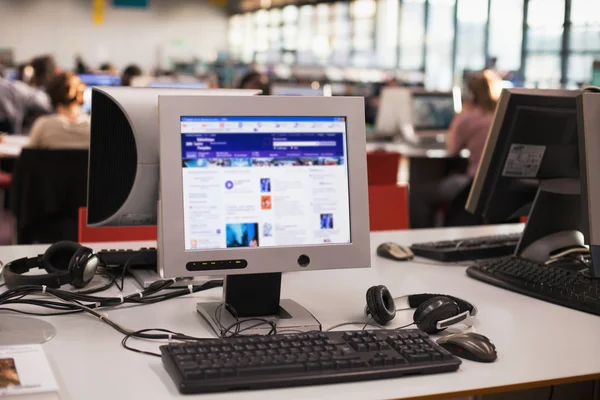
[365,285,478,334]
[2,241,100,289]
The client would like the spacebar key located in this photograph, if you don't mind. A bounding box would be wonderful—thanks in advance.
[237,364,305,376]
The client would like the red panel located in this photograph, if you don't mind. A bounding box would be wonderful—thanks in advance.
[78,207,156,243]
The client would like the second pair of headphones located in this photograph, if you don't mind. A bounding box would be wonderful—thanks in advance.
[2,241,100,289]
[365,285,478,334]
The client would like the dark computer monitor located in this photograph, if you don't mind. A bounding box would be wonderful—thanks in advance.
[466,88,584,263]
[411,92,455,131]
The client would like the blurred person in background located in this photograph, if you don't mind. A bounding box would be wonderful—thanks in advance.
[29,55,58,89]
[121,64,143,86]
[99,62,117,75]
[238,71,270,94]
[27,73,90,149]
[0,65,51,134]
[412,70,501,228]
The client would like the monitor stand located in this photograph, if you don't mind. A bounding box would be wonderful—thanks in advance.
[516,178,587,265]
[0,316,57,345]
[197,273,321,336]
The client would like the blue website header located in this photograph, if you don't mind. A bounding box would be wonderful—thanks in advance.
[180,116,345,123]
[181,132,346,168]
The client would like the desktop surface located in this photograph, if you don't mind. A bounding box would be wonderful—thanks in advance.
[2,225,600,399]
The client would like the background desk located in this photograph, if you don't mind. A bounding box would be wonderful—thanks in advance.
[366,141,469,228]
[2,224,600,400]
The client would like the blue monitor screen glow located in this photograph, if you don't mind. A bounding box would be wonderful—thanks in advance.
[149,82,207,89]
[180,116,350,250]
[78,74,121,86]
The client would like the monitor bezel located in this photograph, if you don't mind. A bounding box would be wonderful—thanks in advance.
[157,95,370,278]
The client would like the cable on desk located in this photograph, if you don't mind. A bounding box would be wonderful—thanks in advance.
[213,302,277,338]
[548,385,555,400]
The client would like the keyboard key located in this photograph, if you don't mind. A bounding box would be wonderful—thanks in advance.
[408,354,431,363]
[238,364,305,376]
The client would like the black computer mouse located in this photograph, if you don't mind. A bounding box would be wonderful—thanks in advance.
[377,242,414,261]
[437,332,497,363]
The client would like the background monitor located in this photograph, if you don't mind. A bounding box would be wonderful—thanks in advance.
[147,82,207,89]
[86,87,261,227]
[78,73,121,86]
[374,87,412,135]
[467,88,580,222]
[79,74,121,114]
[270,85,324,96]
[411,92,455,131]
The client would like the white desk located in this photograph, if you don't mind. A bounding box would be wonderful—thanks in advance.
[2,224,600,400]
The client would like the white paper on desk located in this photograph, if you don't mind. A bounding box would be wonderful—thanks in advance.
[0,345,58,398]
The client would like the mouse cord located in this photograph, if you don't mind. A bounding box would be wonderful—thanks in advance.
[547,385,555,400]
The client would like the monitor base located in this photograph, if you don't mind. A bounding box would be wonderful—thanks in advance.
[0,316,57,345]
[197,299,322,337]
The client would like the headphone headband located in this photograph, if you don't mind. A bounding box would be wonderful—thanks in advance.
[3,256,72,289]
[407,293,477,317]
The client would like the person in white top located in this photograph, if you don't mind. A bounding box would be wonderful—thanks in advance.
[27,73,90,149]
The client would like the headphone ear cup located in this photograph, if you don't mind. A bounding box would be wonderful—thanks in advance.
[413,296,460,334]
[366,285,396,325]
[42,241,83,274]
[68,246,98,289]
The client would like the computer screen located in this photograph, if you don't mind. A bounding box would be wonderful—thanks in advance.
[180,116,351,251]
[412,93,455,130]
[78,74,121,86]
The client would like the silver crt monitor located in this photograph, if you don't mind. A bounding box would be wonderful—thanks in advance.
[86,87,260,227]
[157,95,370,334]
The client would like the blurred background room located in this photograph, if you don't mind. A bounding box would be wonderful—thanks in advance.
[0,0,598,244]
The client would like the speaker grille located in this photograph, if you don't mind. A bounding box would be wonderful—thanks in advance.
[87,90,137,225]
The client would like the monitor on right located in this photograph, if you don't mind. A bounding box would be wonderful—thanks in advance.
[466,88,585,264]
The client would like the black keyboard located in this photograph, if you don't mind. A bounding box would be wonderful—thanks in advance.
[97,247,157,267]
[467,256,600,316]
[411,233,521,262]
[161,329,460,394]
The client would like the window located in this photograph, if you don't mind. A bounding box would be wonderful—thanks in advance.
[351,0,377,67]
[455,0,488,74]
[567,0,600,87]
[525,0,565,88]
[425,0,455,91]
[375,0,399,68]
[398,0,425,70]
[488,0,524,72]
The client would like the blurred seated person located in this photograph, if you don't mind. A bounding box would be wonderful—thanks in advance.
[0,67,51,134]
[238,71,270,94]
[27,73,90,149]
[412,70,501,228]
[29,55,58,89]
[99,62,117,75]
[121,64,143,87]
